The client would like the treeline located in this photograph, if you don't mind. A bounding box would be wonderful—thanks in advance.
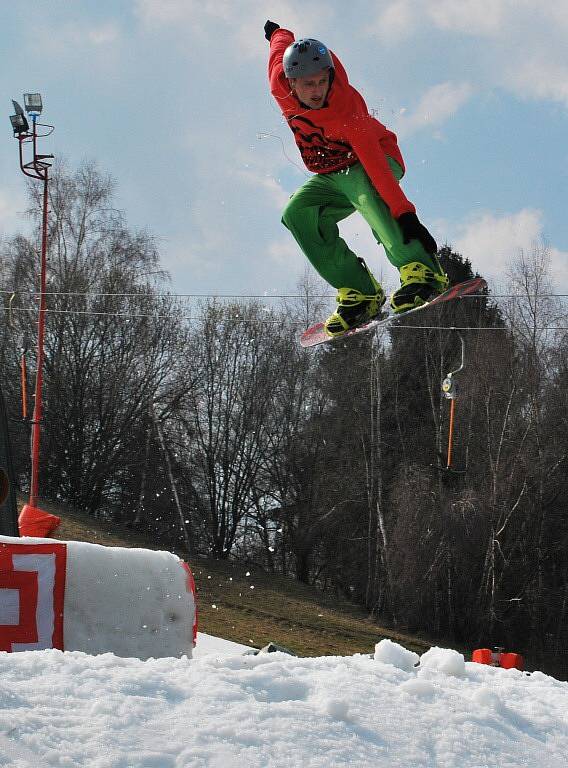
[1,164,567,676]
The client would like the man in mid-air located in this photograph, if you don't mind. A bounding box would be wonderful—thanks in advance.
[264,21,448,336]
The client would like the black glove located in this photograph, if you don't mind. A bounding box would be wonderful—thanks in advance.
[264,20,280,41]
[397,212,437,255]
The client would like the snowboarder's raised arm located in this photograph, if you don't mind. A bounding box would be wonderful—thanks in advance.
[267,24,295,100]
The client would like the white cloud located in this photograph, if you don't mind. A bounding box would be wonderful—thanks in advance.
[504,54,568,108]
[134,0,330,59]
[235,168,290,210]
[373,0,524,41]
[395,81,474,136]
[267,238,304,271]
[369,0,416,43]
[26,20,121,58]
[548,4,568,29]
[134,0,193,25]
[134,0,321,28]
[0,186,28,235]
[337,215,395,289]
[88,23,120,46]
[445,208,568,291]
[134,0,232,26]
[453,209,543,276]
[369,1,568,110]
[426,0,509,36]
[372,0,511,41]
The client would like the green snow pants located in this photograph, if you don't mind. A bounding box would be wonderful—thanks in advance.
[281,159,438,295]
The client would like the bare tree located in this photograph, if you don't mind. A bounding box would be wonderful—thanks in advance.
[1,162,188,518]
[178,301,286,557]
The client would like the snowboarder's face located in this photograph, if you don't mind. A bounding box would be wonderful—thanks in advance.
[290,70,331,109]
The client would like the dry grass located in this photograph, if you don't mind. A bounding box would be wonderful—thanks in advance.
[32,497,443,657]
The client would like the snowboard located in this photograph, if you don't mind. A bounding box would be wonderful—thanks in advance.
[300,277,487,348]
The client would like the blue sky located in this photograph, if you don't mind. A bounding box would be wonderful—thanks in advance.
[2,0,568,297]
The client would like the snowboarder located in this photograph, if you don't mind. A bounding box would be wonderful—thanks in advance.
[264,21,449,336]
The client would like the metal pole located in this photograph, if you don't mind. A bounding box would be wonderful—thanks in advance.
[442,332,466,471]
[152,406,193,557]
[447,398,456,469]
[20,351,28,420]
[29,169,49,507]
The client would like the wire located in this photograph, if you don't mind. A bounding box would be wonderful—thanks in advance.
[3,287,568,300]
[390,325,511,331]
[3,305,568,331]
[0,289,334,299]
[485,293,568,299]
[257,131,310,178]
[0,305,294,323]
[2,286,567,331]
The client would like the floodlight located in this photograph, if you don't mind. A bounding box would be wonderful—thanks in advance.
[12,99,25,116]
[10,112,29,136]
[24,93,43,115]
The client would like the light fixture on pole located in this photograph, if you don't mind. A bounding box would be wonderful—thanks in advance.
[9,100,29,136]
[24,93,43,116]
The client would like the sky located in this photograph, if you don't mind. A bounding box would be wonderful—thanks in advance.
[1,638,567,766]
[2,1,568,298]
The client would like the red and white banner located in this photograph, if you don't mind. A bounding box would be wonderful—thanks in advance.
[0,541,66,652]
[0,536,197,659]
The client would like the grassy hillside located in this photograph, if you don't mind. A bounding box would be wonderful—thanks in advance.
[34,498,446,658]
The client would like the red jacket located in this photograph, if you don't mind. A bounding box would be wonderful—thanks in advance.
[268,29,416,218]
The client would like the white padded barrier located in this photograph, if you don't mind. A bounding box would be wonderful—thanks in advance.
[0,535,197,660]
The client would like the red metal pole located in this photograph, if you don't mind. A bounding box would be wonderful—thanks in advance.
[29,171,49,507]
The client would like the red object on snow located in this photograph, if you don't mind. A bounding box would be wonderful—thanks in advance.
[472,648,494,665]
[499,652,524,670]
[472,647,524,670]
[182,561,198,647]
[18,504,61,537]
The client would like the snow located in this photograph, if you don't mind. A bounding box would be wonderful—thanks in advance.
[419,645,466,677]
[1,640,567,767]
[193,632,254,658]
[373,637,419,671]
[61,540,196,659]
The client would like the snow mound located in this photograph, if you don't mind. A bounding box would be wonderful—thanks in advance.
[374,638,419,671]
[419,646,466,677]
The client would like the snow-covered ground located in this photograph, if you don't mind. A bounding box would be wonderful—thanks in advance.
[192,631,254,658]
[1,637,567,767]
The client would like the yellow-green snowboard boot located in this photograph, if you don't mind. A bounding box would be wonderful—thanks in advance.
[390,260,449,314]
[324,261,386,337]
